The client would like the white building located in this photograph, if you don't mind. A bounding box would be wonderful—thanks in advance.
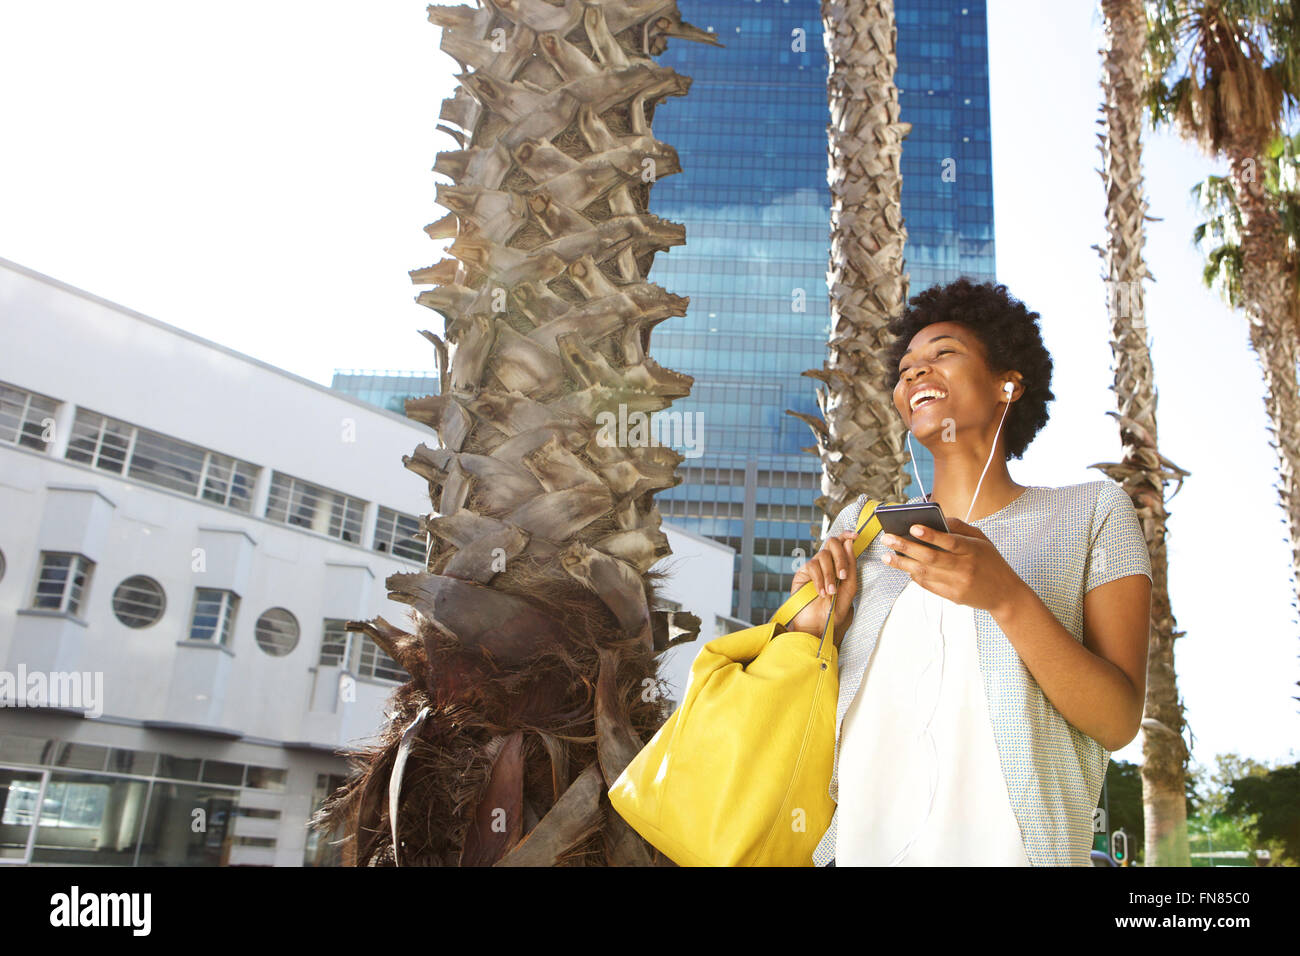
[0,256,734,866]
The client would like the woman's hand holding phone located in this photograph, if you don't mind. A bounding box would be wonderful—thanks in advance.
[785,530,859,641]
[878,516,1026,616]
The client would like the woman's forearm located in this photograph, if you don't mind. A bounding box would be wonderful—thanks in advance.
[988,580,1141,751]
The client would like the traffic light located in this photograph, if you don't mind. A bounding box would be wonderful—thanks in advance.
[1111,828,1128,866]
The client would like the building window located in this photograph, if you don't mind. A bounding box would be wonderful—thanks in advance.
[0,381,59,452]
[254,607,299,657]
[32,552,94,615]
[234,835,276,848]
[0,768,45,859]
[111,575,166,628]
[329,369,441,417]
[200,454,260,511]
[318,618,404,682]
[0,745,293,866]
[26,774,149,866]
[136,782,236,866]
[65,408,258,512]
[356,637,405,682]
[265,472,366,544]
[157,755,201,781]
[236,806,281,820]
[373,506,424,562]
[201,760,244,786]
[317,619,348,667]
[108,748,158,776]
[189,588,239,645]
[54,742,110,771]
[304,772,348,866]
[64,408,130,473]
[244,766,287,792]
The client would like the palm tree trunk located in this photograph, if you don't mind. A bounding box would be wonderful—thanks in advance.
[310,0,719,866]
[791,0,913,530]
[1095,0,1191,867]
[1226,142,1300,611]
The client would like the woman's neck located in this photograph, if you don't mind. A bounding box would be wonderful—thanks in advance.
[923,442,1026,522]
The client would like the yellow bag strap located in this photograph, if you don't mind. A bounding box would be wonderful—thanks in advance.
[771,499,885,631]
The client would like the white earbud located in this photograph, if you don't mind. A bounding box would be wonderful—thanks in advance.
[1004,381,1015,397]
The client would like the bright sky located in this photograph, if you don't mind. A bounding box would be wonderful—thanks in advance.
[0,1,1295,773]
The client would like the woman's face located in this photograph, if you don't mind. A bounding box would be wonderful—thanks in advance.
[891,320,1016,446]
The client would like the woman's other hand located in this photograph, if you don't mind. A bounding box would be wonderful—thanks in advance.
[785,530,859,638]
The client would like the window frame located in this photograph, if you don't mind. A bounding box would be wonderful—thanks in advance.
[372,505,425,562]
[265,472,367,544]
[254,607,300,657]
[31,552,95,616]
[111,575,166,629]
[317,618,403,683]
[0,381,60,453]
[64,407,259,513]
[187,587,240,646]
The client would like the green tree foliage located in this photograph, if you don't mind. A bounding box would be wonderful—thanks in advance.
[1192,131,1300,345]
[1191,751,1273,815]
[1183,752,1298,866]
[1224,761,1300,864]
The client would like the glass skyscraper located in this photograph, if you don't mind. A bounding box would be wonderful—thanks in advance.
[334,1,996,626]
[649,0,997,622]
[330,369,441,417]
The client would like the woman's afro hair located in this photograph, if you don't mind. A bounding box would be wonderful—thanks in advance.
[884,277,1054,460]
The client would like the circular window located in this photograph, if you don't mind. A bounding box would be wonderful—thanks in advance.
[112,575,165,628]
[255,608,300,656]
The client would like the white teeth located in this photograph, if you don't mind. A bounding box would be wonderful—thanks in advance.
[909,388,947,410]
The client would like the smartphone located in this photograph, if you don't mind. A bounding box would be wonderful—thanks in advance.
[873,502,950,552]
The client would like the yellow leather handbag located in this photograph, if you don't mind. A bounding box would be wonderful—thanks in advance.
[609,500,884,867]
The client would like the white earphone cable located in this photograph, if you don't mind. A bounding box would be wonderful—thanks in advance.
[964,388,1014,523]
[888,383,1013,864]
[906,430,928,502]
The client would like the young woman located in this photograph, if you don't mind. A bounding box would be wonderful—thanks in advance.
[785,278,1152,866]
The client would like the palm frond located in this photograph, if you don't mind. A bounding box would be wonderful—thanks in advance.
[1144,0,1290,152]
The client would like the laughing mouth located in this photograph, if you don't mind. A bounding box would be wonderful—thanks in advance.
[908,387,948,411]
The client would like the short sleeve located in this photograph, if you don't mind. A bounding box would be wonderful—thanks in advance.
[821,494,867,548]
[1084,482,1152,593]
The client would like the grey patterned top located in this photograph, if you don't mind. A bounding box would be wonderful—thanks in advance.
[811,480,1152,866]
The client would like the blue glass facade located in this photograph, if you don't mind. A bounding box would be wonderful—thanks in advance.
[649,0,997,621]
[330,369,440,417]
